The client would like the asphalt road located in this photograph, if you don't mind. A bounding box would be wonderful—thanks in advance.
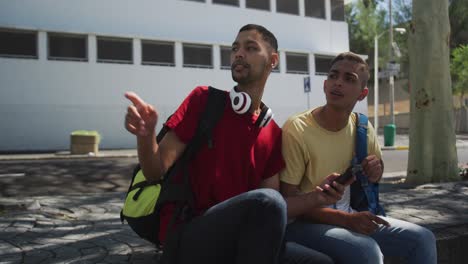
[382,147,468,173]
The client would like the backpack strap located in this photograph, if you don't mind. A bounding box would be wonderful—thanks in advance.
[156,86,226,206]
[350,113,385,216]
[158,87,227,258]
[355,113,368,164]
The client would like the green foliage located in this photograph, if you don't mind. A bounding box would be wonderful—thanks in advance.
[392,0,412,25]
[346,0,410,77]
[347,1,386,55]
[346,0,389,80]
[449,0,468,49]
[451,45,468,98]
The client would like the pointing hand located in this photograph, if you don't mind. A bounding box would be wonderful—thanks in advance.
[124,92,158,137]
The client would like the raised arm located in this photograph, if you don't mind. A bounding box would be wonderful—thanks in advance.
[124,92,186,181]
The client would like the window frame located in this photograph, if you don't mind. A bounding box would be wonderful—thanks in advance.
[96,36,133,64]
[212,0,239,7]
[141,40,175,67]
[47,32,88,62]
[182,43,213,69]
[0,28,38,59]
[220,46,231,70]
[314,55,334,76]
[304,0,326,19]
[331,0,345,21]
[246,0,270,11]
[276,0,300,15]
[286,52,309,75]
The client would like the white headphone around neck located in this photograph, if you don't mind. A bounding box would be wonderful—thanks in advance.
[229,87,274,127]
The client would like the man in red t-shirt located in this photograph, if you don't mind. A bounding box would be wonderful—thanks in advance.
[124,24,346,264]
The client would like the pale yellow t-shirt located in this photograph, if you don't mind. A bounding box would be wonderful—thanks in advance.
[280,109,382,193]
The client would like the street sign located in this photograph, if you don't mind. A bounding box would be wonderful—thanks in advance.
[387,62,400,72]
[378,70,399,79]
[303,76,311,93]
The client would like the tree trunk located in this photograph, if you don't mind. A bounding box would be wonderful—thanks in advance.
[406,0,459,184]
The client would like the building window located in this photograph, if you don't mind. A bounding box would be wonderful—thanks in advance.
[286,53,309,74]
[212,0,239,7]
[97,37,132,64]
[183,44,212,68]
[315,55,334,75]
[142,40,175,66]
[277,0,299,15]
[305,0,325,19]
[331,0,345,21]
[246,0,270,11]
[0,29,37,59]
[48,33,87,61]
[220,46,231,70]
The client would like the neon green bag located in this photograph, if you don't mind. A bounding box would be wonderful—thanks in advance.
[120,86,227,246]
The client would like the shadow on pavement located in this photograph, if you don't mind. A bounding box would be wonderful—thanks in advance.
[0,158,138,197]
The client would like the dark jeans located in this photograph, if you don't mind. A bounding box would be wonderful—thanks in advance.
[168,189,333,264]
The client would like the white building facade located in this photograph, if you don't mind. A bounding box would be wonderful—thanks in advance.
[0,0,366,152]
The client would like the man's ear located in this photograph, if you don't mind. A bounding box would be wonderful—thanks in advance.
[358,87,369,101]
[270,52,279,68]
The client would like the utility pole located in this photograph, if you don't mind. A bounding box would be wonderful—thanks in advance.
[374,35,379,134]
[382,0,397,147]
[389,0,395,125]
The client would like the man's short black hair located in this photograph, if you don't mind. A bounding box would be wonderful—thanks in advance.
[330,52,370,89]
[239,24,278,52]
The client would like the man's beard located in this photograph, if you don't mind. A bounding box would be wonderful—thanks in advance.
[231,61,251,84]
[231,61,267,84]
[232,72,251,84]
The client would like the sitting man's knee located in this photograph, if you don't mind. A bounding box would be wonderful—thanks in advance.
[352,237,383,263]
[248,189,286,214]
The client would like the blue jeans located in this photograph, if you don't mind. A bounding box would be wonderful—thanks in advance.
[173,189,332,264]
[286,216,437,264]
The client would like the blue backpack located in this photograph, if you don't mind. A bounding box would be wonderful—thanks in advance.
[350,113,386,216]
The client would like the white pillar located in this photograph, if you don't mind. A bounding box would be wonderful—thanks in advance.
[133,38,141,65]
[175,42,183,68]
[374,36,379,133]
[88,35,96,64]
[213,45,221,70]
[299,0,305,16]
[38,31,47,62]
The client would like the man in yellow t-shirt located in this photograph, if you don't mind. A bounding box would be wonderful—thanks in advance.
[280,52,437,264]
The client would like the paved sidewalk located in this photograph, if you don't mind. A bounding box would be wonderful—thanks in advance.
[1,134,468,263]
[1,181,467,264]
[1,133,468,162]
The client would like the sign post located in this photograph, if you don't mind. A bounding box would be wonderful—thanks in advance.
[304,76,311,109]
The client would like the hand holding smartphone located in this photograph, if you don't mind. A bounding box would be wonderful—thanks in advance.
[333,166,355,184]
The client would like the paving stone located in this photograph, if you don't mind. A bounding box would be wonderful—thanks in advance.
[0,253,23,263]
[23,249,53,264]
[0,181,466,263]
[79,247,107,263]
[0,240,21,254]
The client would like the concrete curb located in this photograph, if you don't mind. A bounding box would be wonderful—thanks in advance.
[0,151,138,161]
[382,142,468,151]
[381,145,409,151]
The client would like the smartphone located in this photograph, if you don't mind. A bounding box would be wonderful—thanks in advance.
[333,166,354,184]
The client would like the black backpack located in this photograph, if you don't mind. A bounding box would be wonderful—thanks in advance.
[120,86,227,248]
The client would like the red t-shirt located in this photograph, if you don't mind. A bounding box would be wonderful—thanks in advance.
[158,86,285,243]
